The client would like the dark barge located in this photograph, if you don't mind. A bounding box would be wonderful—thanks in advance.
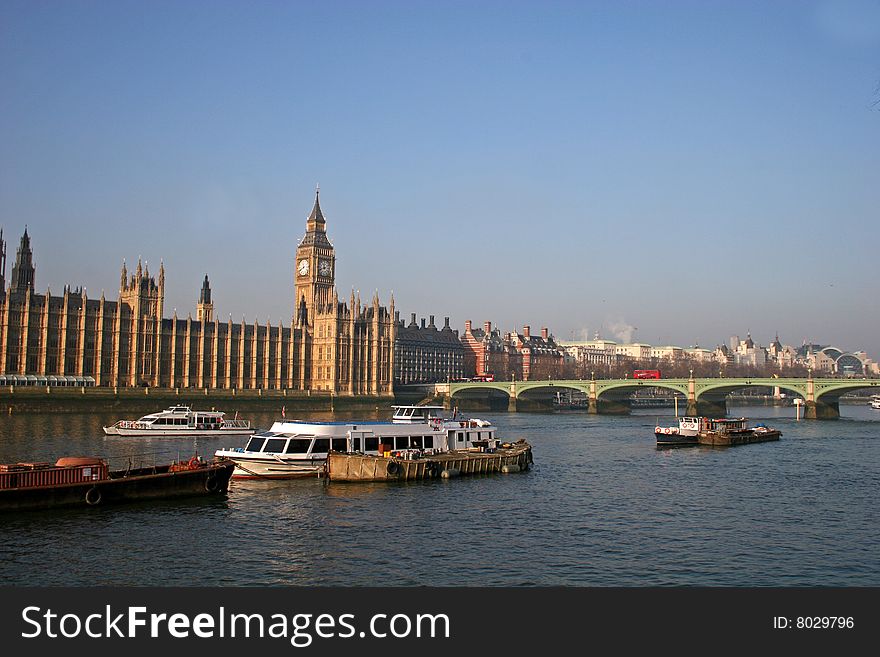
[0,456,235,512]
[655,416,782,447]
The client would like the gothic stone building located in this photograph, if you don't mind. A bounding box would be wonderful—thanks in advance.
[0,194,395,395]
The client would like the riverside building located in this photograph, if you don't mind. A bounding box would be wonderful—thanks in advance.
[393,313,464,384]
[0,193,395,395]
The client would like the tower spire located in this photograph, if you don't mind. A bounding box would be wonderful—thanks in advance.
[10,226,35,293]
[197,274,213,322]
[306,184,326,232]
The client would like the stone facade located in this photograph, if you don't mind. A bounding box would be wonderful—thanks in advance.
[0,193,395,394]
[394,313,464,384]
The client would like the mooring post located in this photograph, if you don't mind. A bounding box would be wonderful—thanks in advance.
[685,371,698,415]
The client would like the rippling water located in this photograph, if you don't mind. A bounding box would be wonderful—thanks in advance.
[1,405,877,586]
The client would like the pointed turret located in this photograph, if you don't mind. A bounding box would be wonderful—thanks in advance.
[197,274,213,322]
[10,226,36,293]
[0,227,6,291]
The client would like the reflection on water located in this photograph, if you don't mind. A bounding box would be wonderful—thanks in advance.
[1,404,878,586]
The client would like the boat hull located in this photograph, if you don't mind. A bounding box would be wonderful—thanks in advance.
[103,427,253,437]
[218,455,326,479]
[655,432,699,447]
[326,441,533,482]
[0,460,235,512]
[697,429,782,446]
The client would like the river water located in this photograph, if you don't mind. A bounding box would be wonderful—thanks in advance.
[0,405,877,586]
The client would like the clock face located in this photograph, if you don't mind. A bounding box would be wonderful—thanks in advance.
[298,259,309,276]
[318,259,331,277]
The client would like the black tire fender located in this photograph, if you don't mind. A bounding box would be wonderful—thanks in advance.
[85,486,102,506]
[205,473,220,492]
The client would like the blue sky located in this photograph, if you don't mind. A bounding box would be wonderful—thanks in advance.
[2,0,879,355]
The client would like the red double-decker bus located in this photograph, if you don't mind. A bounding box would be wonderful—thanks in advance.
[633,369,661,379]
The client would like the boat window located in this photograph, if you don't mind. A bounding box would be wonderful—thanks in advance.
[457,432,464,443]
[394,437,409,450]
[285,439,311,454]
[312,438,330,453]
[364,437,379,452]
[331,438,347,452]
[424,436,434,449]
[410,436,423,448]
[246,437,266,452]
[350,437,361,452]
[263,438,287,453]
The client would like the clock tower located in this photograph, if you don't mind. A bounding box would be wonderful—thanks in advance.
[294,187,336,326]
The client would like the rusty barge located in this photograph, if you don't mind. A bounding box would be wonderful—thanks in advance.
[655,416,782,447]
[0,456,235,512]
[325,439,533,482]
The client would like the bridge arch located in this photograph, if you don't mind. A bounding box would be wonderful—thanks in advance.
[442,378,880,418]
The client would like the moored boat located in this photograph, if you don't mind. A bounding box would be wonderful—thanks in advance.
[103,406,252,437]
[0,455,235,511]
[215,405,502,479]
[870,395,880,410]
[655,416,781,447]
[654,416,701,446]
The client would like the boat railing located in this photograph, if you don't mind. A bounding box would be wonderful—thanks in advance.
[222,419,251,428]
[115,420,149,430]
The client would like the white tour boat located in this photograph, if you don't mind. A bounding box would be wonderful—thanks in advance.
[871,395,880,410]
[103,406,252,437]
[214,405,500,479]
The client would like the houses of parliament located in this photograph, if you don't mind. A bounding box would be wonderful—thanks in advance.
[0,193,396,395]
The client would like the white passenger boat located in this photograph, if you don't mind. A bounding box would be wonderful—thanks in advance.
[103,406,252,437]
[214,405,500,479]
[871,395,880,410]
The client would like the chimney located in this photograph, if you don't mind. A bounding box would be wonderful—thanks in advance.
[541,327,548,340]
[421,318,426,329]
[465,320,472,332]
[523,325,531,339]
[444,317,450,329]
[429,315,435,328]
[410,312,417,327]
[484,321,491,334]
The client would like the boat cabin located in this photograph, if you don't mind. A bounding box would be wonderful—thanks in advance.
[391,405,445,423]
[135,406,225,429]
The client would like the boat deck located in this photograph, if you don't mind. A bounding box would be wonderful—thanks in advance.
[326,440,533,482]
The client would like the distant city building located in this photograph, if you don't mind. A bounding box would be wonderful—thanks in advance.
[394,313,464,384]
[0,192,395,394]
[461,321,513,379]
[558,338,619,373]
[799,344,874,377]
[461,321,562,381]
[730,333,767,368]
[505,325,563,381]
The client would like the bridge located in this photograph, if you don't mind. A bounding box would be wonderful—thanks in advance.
[426,377,880,419]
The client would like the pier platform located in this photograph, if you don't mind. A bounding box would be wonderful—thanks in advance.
[325,440,533,482]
